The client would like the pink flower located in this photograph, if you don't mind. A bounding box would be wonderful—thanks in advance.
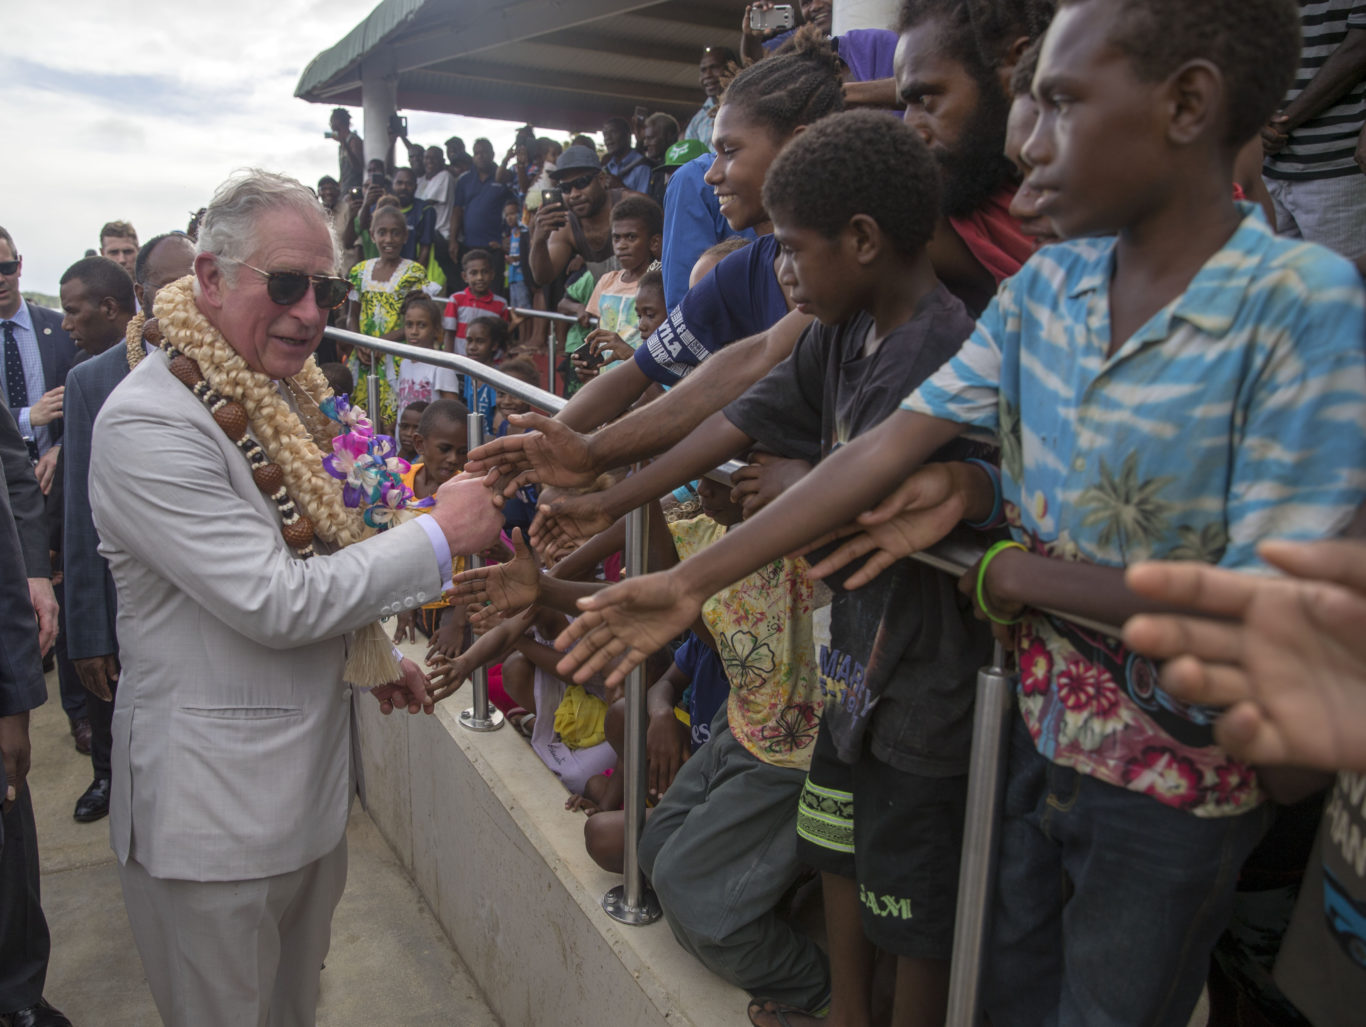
[1056,658,1121,716]
[1019,634,1053,697]
[1123,747,1202,808]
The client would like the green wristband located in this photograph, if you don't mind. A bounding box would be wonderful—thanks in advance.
[975,540,1027,625]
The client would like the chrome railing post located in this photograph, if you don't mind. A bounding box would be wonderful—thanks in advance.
[458,409,504,733]
[946,641,1015,1024]
[602,498,662,926]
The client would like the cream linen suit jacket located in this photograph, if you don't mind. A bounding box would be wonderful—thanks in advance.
[90,350,441,881]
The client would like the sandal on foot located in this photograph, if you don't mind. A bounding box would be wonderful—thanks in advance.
[746,998,824,1027]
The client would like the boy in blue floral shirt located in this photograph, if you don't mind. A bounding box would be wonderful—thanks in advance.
[555,1,1366,1023]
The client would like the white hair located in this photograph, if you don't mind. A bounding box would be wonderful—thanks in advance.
[196,168,340,282]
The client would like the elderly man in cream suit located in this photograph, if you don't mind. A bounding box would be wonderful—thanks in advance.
[88,170,503,1026]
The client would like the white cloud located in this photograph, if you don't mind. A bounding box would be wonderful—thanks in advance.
[3,0,542,295]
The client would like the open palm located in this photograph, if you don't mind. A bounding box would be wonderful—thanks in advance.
[555,570,703,689]
[448,529,541,614]
[465,413,599,496]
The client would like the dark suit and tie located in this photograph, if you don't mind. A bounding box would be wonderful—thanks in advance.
[0,401,69,1026]
[62,339,134,818]
[1,301,85,742]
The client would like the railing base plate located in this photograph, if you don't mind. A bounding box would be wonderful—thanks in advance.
[458,707,505,732]
[602,884,662,925]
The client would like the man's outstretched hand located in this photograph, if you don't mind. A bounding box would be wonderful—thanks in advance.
[802,462,984,589]
[529,489,616,552]
[447,528,542,615]
[1123,538,1366,773]
[371,657,434,715]
[464,413,599,497]
[555,569,703,689]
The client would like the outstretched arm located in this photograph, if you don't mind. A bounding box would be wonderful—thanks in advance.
[555,409,966,686]
[466,311,810,496]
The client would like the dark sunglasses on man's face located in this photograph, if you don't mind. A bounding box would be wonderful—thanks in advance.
[0,259,19,275]
[225,259,350,309]
[557,173,598,195]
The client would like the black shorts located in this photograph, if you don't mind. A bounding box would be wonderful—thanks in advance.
[796,718,967,959]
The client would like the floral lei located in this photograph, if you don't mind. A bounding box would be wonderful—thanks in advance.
[153,274,429,547]
[152,274,430,686]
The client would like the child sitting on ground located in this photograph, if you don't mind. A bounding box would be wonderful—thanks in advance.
[461,315,509,436]
[442,248,510,355]
[557,3,1366,1023]
[346,204,428,428]
[394,292,460,425]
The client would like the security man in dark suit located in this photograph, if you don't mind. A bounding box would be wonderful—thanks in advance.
[0,398,70,1027]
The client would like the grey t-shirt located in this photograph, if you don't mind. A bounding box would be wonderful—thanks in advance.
[723,285,996,775]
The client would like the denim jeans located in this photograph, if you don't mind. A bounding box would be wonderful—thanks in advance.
[984,716,1271,1027]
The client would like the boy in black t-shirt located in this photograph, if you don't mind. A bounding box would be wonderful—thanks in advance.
[548,109,999,1026]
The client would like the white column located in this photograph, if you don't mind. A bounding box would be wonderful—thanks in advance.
[360,47,398,168]
[833,0,899,33]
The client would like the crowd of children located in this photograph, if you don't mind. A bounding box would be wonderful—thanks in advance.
[320,1,1366,1024]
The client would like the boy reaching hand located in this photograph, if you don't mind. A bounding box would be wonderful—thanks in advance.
[556,1,1366,1024]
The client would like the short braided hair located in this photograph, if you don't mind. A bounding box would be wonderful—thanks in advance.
[764,110,941,256]
[721,30,844,139]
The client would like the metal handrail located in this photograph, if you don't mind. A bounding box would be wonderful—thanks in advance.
[329,326,1125,1021]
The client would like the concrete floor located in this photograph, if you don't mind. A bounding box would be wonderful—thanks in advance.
[25,674,500,1026]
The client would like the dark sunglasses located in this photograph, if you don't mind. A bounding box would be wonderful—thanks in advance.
[0,259,19,275]
[225,259,350,309]
[556,172,598,194]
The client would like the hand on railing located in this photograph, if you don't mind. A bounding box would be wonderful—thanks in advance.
[529,489,617,553]
[729,453,812,520]
[447,529,542,617]
[555,569,703,689]
[465,413,599,497]
[801,463,989,589]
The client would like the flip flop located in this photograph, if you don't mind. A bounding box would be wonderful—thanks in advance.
[746,998,822,1027]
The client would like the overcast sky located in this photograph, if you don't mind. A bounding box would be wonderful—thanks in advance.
[3,0,535,297]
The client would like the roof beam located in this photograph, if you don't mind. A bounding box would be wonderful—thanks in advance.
[419,58,701,107]
[387,0,669,73]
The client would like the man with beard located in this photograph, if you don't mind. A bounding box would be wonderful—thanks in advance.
[898,0,1049,313]
[528,145,646,288]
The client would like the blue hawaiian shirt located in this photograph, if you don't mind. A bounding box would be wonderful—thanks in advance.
[904,205,1366,816]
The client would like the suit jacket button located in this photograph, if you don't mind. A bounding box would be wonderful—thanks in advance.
[403,596,416,609]
[416,591,427,602]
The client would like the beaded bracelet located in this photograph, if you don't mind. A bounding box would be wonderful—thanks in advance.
[963,459,1004,530]
[975,539,1027,625]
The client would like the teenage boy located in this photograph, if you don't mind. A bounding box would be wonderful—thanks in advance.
[555,2,1366,1025]
[579,197,663,369]
[442,249,510,355]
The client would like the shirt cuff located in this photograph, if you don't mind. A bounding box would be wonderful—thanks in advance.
[417,514,454,591]
[18,407,32,438]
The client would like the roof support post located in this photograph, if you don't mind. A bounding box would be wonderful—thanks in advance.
[361,46,399,170]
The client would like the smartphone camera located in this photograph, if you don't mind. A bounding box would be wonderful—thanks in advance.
[749,4,795,32]
[543,188,564,209]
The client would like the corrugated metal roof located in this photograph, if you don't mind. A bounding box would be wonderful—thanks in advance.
[297,0,744,132]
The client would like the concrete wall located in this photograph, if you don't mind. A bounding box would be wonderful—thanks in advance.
[352,663,749,1027]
